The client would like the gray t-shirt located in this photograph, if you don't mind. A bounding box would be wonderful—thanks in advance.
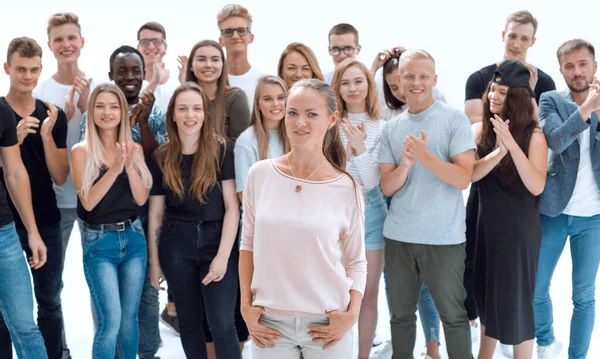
[379,101,475,245]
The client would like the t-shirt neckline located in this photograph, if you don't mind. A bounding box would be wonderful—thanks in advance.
[270,159,345,184]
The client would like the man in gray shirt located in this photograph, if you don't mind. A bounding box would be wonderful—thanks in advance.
[379,49,475,358]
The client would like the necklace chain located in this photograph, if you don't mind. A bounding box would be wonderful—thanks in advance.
[286,154,327,192]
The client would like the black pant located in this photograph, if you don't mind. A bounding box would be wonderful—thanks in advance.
[464,185,479,321]
[0,223,66,359]
[159,219,240,359]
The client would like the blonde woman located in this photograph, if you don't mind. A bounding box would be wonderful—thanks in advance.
[71,83,152,359]
[277,42,324,88]
[234,75,291,200]
[331,59,387,359]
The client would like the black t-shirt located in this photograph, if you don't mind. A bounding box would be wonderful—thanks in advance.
[465,63,556,104]
[77,170,137,225]
[0,98,67,228]
[150,141,235,222]
[0,102,18,227]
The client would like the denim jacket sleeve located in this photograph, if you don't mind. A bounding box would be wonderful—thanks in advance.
[539,91,590,155]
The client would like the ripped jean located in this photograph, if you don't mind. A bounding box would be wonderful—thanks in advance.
[418,284,441,345]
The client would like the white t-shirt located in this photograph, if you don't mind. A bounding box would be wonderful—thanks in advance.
[147,75,179,111]
[228,67,263,110]
[324,70,334,85]
[563,127,600,216]
[33,75,100,208]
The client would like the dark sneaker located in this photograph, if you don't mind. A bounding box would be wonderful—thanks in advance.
[160,307,180,336]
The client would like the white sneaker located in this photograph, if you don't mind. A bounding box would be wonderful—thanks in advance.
[470,320,479,343]
[537,340,562,359]
[371,339,393,359]
[500,343,514,358]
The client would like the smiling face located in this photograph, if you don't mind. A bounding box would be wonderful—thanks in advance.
[137,29,167,67]
[258,83,286,125]
[110,53,144,103]
[5,53,42,93]
[488,80,509,115]
[192,45,223,85]
[339,65,368,109]
[560,47,597,93]
[399,58,437,109]
[285,87,336,149]
[281,51,313,88]
[92,91,121,130]
[173,89,205,138]
[384,72,405,102]
[502,21,536,63]
[48,23,84,65]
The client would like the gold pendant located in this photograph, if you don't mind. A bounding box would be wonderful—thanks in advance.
[295,185,302,192]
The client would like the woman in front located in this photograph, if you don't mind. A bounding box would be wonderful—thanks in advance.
[472,60,548,359]
[277,43,324,89]
[330,59,387,359]
[239,78,367,358]
[71,83,152,359]
[147,82,241,358]
[185,40,250,142]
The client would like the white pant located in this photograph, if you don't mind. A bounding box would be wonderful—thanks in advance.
[251,311,353,359]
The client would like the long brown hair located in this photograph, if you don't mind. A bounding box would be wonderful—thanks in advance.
[478,81,538,184]
[330,59,382,119]
[155,82,224,203]
[277,42,324,83]
[185,40,230,138]
[250,75,291,160]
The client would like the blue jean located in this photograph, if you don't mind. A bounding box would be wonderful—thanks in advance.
[364,187,387,251]
[159,219,240,359]
[0,222,48,359]
[418,284,441,344]
[534,214,600,359]
[137,262,160,359]
[0,223,65,359]
[82,218,147,359]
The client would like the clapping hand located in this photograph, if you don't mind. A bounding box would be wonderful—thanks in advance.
[490,115,517,153]
[403,130,428,161]
[341,118,367,156]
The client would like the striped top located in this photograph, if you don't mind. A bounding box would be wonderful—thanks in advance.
[340,112,386,193]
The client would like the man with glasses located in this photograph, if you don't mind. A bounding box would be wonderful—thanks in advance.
[137,22,178,111]
[324,23,361,84]
[218,4,263,109]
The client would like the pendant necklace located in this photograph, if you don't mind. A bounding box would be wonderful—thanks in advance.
[286,153,327,193]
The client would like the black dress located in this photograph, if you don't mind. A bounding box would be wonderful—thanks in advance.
[473,172,541,344]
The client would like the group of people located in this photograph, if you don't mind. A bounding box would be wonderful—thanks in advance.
[0,5,597,359]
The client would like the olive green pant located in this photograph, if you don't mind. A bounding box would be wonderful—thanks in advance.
[384,239,472,359]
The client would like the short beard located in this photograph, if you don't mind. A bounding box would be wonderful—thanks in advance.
[568,77,592,93]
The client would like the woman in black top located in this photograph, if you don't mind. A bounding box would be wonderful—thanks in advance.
[147,82,241,358]
[71,83,152,359]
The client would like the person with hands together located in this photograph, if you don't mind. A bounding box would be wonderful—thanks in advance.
[331,59,387,359]
[71,83,152,359]
[147,83,241,359]
[470,60,548,359]
[0,37,69,359]
[239,79,366,358]
[379,50,475,359]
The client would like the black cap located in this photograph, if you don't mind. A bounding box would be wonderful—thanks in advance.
[493,60,534,97]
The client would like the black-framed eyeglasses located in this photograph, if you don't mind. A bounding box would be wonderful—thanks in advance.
[328,46,356,56]
[138,38,165,47]
[220,27,250,38]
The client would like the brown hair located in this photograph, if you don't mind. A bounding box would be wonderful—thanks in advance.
[217,4,253,30]
[328,23,359,44]
[7,37,42,63]
[47,12,81,37]
[155,82,224,203]
[478,81,538,184]
[331,59,382,119]
[137,22,166,40]
[506,10,538,35]
[277,42,324,83]
[556,39,596,65]
[185,40,230,138]
[250,75,291,160]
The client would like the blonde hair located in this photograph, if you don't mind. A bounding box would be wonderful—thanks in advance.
[217,4,252,30]
[81,83,152,199]
[330,59,382,119]
[47,13,81,37]
[250,75,291,160]
[398,49,436,73]
[277,42,324,83]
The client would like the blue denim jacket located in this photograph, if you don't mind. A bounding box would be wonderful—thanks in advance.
[79,105,168,146]
[539,90,600,216]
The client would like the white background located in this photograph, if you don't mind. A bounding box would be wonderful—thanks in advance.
[1,0,599,357]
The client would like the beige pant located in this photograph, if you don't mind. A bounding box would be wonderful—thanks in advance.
[251,311,354,359]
